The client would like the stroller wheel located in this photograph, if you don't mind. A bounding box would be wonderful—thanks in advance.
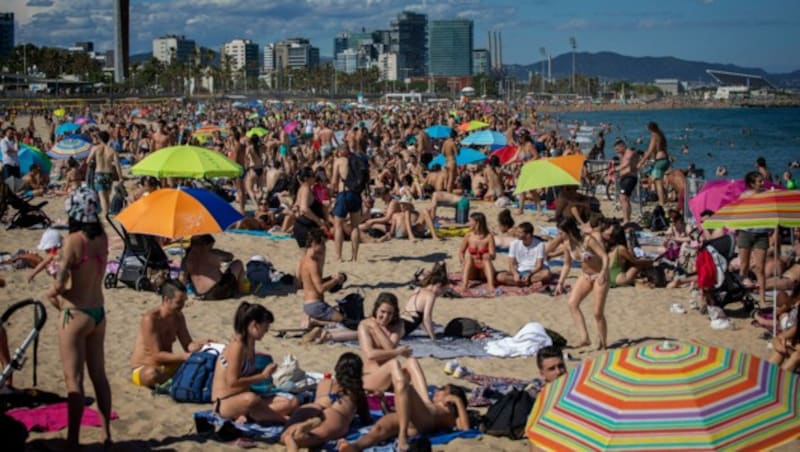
[134,276,151,292]
[103,273,117,289]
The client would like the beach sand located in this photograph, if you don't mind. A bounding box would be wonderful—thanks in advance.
[0,116,795,451]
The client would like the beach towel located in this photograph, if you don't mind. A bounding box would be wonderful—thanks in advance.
[226,229,292,240]
[341,326,507,359]
[435,226,470,238]
[484,322,552,358]
[466,374,543,407]
[7,402,119,432]
[447,273,550,298]
[328,428,483,451]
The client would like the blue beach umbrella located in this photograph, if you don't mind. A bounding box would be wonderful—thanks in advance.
[48,134,92,160]
[425,125,453,139]
[18,144,53,175]
[461,130,507,146]
[56,122,81,136]
[428,148,487,169]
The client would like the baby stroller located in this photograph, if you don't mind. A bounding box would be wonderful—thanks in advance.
[104,218,170,291]
[696,233,756,313]
[0,181,51,229]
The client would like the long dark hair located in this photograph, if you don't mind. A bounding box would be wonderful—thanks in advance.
[371,292,400,326]
[470,212,489,236]
[233,302,274,341]
[647,121,667,149]
[745,171,762,189]
[68,218,105,239]
[557,216,581,242]
[421,262,449,287]
[334,353,371,423]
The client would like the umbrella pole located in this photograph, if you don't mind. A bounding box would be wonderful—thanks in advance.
[773,226,779,339]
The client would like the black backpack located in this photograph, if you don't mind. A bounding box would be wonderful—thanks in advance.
[649,205,669,232]
[481,388,535,439]
[338,293,365,330]
[443,317,483,338]
[344,154,369,194]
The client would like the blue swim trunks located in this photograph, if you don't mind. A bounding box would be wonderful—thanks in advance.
[94,172,113,192]
[332,191,362,218]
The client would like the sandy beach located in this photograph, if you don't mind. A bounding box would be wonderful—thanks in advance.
[0,114,796,451]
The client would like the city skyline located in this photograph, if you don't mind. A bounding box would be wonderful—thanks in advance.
[4,0,800,73]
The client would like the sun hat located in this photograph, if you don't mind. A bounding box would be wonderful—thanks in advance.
[65,185,100,223]
[37,228,63,251]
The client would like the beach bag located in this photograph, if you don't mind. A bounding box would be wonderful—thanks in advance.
[169,349,219,403]
[272,354,307,391]
[337,292,365,330]
[344,154,369,194]
[246,259,273,296]
[444,317,483,338]
[649,205,668,232]
[481,388,535,439]
[643,264,668,288]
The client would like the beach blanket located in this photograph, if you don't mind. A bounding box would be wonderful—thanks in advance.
[226,229,292,240]
[466,374,544,407]
[447,272,551,298]
[341,326,507,359]
[7,403,119,432]
[435,226,470,238]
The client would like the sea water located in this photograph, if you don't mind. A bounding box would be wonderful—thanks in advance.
[557,107,800,181]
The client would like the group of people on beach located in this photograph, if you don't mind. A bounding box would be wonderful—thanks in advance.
[1,97,800,451]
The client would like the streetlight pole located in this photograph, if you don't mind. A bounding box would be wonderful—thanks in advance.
[539,47,546,92]
[570,36,577,94]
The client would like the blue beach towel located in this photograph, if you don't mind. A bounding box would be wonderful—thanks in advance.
[226,229,292,240]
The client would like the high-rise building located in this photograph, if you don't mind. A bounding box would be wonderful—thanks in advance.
[391,11,427,77]
[377,52,398,81]
[428,19,473,77]
[334,33,349,58]
[472,49,490,76]
[0,12,13,61]
[272,38,319,70]
[263,43,276,72]
[74,41,94,53]
[222,39,260,78]
[112,0,129,82]
[153,35,196,64]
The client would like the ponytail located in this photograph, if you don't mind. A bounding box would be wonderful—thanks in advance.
[233,302,274,341]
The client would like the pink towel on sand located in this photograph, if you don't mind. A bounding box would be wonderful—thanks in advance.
[7,403,119,432]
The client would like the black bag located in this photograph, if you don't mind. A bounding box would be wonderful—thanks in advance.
[338,293,365,330]
[649,205,669,232]
[481,388,535,439]
[444,317,482,338]
[344,154,369,194]
[643,264,668,288]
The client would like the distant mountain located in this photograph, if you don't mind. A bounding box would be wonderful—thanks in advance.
[504,51,799,88]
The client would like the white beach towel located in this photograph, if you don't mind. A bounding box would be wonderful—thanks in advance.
[484,322,552,358]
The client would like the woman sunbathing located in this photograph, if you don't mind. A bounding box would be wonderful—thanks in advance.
[358,293,427,393]
[401,262,448,340]
[280,353,371,452]
[211,302,298,424]
[458,212,499,295]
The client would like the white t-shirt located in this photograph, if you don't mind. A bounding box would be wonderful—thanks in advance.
[508,238,545,273]
[0,137,19,166]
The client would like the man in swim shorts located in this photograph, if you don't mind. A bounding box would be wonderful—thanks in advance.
[299,228,345,327]
[130,279,212,387]
[87,130,124,218]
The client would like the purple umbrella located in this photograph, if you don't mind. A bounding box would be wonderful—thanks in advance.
[689,179,779,225]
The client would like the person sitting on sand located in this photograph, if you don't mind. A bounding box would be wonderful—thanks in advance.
[337,380,468,452]
[382,195,439,242]
[300,228,346,327]
[535,345,568,384]
[280,353,371,452]
[359,187,401,232]
[22,163,50,196]
[553,185,593,228]
[458,212,499,294]
[768,285,800,372]
[496,222,553,288]
[129,280,212,388]
[211,302,298,423]
[182,234,245,300]
[601,223,653,288]
[358,293,427,393]
[401,262,449,340]
[493,208,519,249]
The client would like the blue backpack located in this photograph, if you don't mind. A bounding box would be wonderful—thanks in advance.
[169,349,219,403]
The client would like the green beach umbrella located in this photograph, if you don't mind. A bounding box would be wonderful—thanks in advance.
[246,127,268,138]
[131,145,243,179]
[514,155,585,194]
[248,112,260,120]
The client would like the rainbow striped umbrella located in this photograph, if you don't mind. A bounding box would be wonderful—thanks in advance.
[702,189,800,229]
[526,341,800,451]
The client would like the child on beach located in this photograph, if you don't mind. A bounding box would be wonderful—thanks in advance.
[27,228,63,283]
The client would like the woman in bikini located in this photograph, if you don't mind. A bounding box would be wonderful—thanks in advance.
[211,302,298,424]
[46,187,113,448]
[401,263,448,340]
[548,216,610,349]
[280,353,371,451]
[243,135,265,208]
[493,208,518,249]
[458,212,499,294]
[602,223,653,288]
[358,293,428,393]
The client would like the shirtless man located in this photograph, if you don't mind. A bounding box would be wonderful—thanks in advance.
[483,155,504,201]
[318,121,336,158]
[22,163,50,196]
[664,169,687,214]
[87,131,123,217]
[614,139,639,224]
[182,234,244,300]
[151,120,173,151]
[442,131,458,192]
[299,228,346,327]
[129,280,210,388]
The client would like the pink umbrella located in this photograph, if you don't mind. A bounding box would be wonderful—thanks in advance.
[283,120,298,134]
[689,179,779,225]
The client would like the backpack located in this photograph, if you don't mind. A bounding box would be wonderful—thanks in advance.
[444,317,483,338]
[338,293,365,330]
[169,349,219,403]
[649,205,669,232]
[481,388,535,439]
[344,154,369,194]
[246,259,273,296]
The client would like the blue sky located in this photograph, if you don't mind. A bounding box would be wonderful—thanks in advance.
[6,0,800,72]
